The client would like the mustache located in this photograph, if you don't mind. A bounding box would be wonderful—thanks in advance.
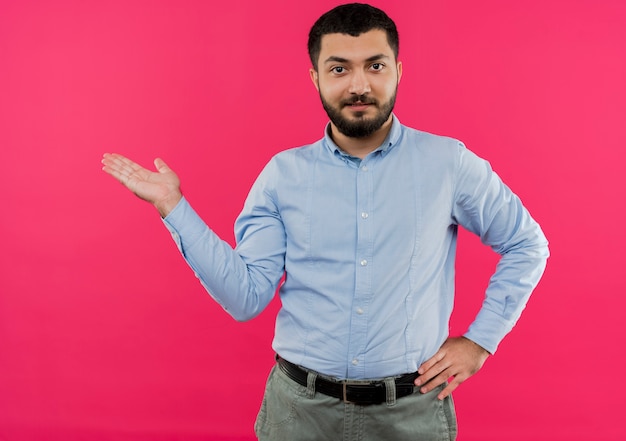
[341,95,378,107]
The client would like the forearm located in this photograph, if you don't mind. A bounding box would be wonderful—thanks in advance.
[464,224,549,353]
[162,197,280,321]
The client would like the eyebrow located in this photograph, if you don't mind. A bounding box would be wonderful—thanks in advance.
[323,53,390,64]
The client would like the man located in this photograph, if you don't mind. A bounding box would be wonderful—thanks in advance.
[102,3,548,440]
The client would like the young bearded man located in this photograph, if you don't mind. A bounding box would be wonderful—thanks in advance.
[102,4,548,440]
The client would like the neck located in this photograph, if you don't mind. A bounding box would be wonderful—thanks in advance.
[330,115,393,159]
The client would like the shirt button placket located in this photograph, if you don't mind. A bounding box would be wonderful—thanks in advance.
[350,161,373,377]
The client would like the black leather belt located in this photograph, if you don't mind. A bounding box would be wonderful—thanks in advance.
[277,356,419,405]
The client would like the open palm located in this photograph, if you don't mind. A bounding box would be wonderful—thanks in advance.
[102,153,182,217]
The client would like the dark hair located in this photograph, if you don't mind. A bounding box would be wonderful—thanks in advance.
[308,3,399,70]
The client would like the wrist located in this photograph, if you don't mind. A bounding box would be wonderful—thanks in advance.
[462,336,491,357]
[155,191,183,218]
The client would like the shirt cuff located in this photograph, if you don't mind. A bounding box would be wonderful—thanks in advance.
[161,197,210,255]
[463,307,516,354]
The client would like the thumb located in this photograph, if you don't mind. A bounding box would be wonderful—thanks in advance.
[153,158,171,174]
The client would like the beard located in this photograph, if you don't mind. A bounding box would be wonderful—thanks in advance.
[320,89,397,138]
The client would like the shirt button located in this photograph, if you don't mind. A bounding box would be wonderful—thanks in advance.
[352,359,359,366]
[361,165,368,172]
[361,212,369,219]
[360,259,368,266]
[356,307,364,315]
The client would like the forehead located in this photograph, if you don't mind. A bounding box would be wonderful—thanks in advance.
[318,29,394,63]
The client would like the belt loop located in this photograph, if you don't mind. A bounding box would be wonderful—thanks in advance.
[342,381,351,404]
[384,378,397,407]
[306,371,317,399]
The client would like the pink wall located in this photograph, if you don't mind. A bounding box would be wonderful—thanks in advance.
[1,1,625,440]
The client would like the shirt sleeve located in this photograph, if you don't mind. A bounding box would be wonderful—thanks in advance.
[161,162,286,321]
[452,144,549,354]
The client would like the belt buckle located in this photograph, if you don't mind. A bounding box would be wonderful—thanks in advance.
[342,381,380,405]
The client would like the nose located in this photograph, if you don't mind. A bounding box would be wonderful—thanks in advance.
[348,70,371,95]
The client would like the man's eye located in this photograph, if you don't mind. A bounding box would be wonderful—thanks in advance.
[331,66,345,74]
[371,63,384,71]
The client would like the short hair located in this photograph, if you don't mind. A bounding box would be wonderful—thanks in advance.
[308,3,399,70]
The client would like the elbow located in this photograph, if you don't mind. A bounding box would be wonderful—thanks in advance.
[228,307,262,322]
[535,229,550,259]
[204,269,279,322]
[501,225,550,260]
[222,291,270,322]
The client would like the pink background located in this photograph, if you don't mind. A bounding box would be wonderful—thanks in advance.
[1,0,625,440]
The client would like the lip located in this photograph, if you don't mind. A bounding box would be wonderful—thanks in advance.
[346,103,372,111]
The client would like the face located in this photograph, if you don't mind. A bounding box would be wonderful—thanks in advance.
[310,29,402,139]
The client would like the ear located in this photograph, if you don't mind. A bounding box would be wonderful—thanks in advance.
[396,60,403,84]
[309,68,320,92]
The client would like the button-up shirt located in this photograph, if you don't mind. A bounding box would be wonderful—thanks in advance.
[163,115,549,379]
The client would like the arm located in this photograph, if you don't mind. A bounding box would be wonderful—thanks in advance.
[416,145,549,399]
[101,153,286,321]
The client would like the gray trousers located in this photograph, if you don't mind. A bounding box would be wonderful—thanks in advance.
[255,364,458,441]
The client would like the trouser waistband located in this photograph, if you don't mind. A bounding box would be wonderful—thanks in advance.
[276,356,419,405]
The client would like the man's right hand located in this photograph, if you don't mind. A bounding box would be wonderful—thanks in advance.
[101,153,183,218]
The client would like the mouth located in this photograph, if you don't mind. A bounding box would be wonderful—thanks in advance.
[343,94,376,104]
[347,102,372,111]
[344,98,376,112]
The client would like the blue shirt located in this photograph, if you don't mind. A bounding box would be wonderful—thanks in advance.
[163,115,549,380]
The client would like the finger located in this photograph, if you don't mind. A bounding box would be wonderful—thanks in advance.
[101,153,119,170]
[416,363,443,386]
[415,352,449,387]
[102,154,146,188]
[102,153,131,167]
[101,156,127,182]
[102,153,133,175]
[154,158,171,174]
[114,157,153,183]
[114,154,147,174]
[436,378,459,400]
[434,364,474,399]
[419,369,453,394]
[417,350,445,376]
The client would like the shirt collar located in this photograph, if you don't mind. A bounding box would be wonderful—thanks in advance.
[323,114,402,159]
